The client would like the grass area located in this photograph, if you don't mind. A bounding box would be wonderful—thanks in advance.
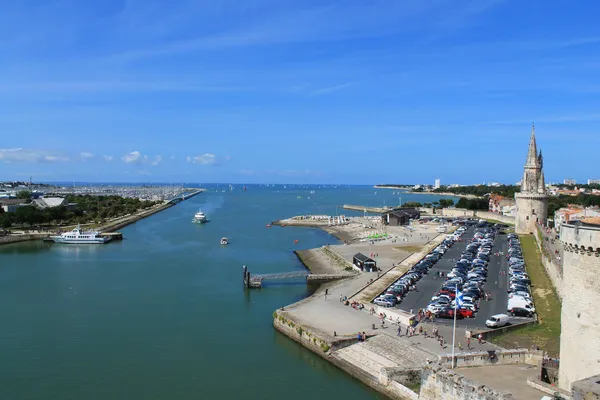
[405,381,421,394]
[490,235,561,355]
[393,245,424,253]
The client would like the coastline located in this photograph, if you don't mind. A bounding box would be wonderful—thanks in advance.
[0,199,181,247]
[373,186,480,199]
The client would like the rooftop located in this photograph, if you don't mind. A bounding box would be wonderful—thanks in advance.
[581,217,600,226]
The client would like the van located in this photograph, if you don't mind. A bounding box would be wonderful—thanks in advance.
[485,314,510,328]
[508,298,535,312]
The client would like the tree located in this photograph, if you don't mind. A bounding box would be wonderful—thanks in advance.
[438,199,455,208]
[16,190,32,200]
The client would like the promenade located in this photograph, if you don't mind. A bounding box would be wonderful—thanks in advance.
[284,223,500,356]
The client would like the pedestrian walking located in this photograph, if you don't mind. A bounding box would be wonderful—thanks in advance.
[467,337,471,349]
[397,325,402,336]
[478,333,483,344]
[339,294,343,302]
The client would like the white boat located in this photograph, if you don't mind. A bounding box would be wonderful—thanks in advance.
[49,225,111,244]
[192,210,208,223]
[220,237,228,245]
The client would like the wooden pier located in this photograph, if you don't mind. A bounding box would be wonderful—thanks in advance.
[243,265,353,289]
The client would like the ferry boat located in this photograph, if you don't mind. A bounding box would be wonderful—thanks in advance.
[49,225,111,244]
[192,210,208,223]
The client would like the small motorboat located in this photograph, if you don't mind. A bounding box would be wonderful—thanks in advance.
[220,237,229,245]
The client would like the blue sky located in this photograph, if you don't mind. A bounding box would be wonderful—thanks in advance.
[1,0,599,184]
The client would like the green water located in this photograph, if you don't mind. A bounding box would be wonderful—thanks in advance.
[0,186,454,399]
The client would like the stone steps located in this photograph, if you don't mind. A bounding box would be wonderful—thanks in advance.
[361,334,429,368]
[334,343,398,378]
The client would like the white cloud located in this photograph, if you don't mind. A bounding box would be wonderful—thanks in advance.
[239,169,257,175]
[151,155,163,166]
[80,152,95,160]
[309,82,355,97]
[0,148,69,163]
[187,153,218,165]
[122,151,163,166]
[122,151,142,164]
[103,155,114,161]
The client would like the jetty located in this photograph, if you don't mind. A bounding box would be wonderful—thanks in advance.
[242,265,353,289]
[342,204,392,213]
[167,189,204,204]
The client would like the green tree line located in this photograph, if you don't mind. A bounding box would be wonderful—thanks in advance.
[0,194,160,230]
[433,185,520,198]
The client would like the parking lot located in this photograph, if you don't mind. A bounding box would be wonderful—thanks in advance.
[396,226,534,329]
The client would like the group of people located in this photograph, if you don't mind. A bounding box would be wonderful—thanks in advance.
[356,331,368,342]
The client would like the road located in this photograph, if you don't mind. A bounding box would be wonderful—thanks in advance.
[396,226,533,329]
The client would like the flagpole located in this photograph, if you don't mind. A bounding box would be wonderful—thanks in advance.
[451,286,457,368]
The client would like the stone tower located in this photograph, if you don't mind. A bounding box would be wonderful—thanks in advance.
[514,124,548,234]
[559,219,600,390]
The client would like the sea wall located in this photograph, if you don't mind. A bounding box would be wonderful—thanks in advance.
[273,310,420,400]
[420,365,514,400]
[0,233,46,245]
[437,349,543,369]
[533,228,564,299]
[100,203,174,233]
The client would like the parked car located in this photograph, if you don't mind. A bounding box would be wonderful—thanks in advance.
[457,308,475,318]
[374,297,396,307]
[509,307,534,317]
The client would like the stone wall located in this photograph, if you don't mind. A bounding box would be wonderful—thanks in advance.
[571,374,600,400]
[437,349,543,369]
[533,227,564,299]
[420,365,514,400]
[273,311,420,400]
[441,208,476,218]
[474,211,515,225]
[559,223,600,391]
[0,233,45,245]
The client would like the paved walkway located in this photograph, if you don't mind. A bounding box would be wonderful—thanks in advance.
[456,364,546,400]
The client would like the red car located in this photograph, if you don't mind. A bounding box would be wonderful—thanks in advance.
[457,308,475,318]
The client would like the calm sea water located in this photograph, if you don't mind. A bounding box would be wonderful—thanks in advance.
[0,185,455,400]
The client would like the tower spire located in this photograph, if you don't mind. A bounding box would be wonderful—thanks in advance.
[525,123,538,167]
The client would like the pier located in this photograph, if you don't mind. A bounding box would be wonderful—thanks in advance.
[167,189,204,204]
[242,265,352,289]
[342,204,392,213]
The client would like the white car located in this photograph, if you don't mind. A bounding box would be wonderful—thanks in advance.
[509,291,531,299]
[374,297,396,307]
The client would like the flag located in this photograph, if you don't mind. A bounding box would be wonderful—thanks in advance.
[455,288,464,309]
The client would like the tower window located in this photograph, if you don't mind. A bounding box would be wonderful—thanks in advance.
[526,216,529,220]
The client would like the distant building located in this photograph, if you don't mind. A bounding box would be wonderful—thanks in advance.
[515,124,548,234]
[31,197,67,209]
[434,179,440,189]
[554,206,600,231]
[488,194,517,216]
[588,179,600,185]
[563,179,577,185]
[381,208,421,226]
[0,199,27,213]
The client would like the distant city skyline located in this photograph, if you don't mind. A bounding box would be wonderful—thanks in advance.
[1,1,600,184]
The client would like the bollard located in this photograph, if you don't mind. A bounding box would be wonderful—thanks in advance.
[372,323,376,330]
